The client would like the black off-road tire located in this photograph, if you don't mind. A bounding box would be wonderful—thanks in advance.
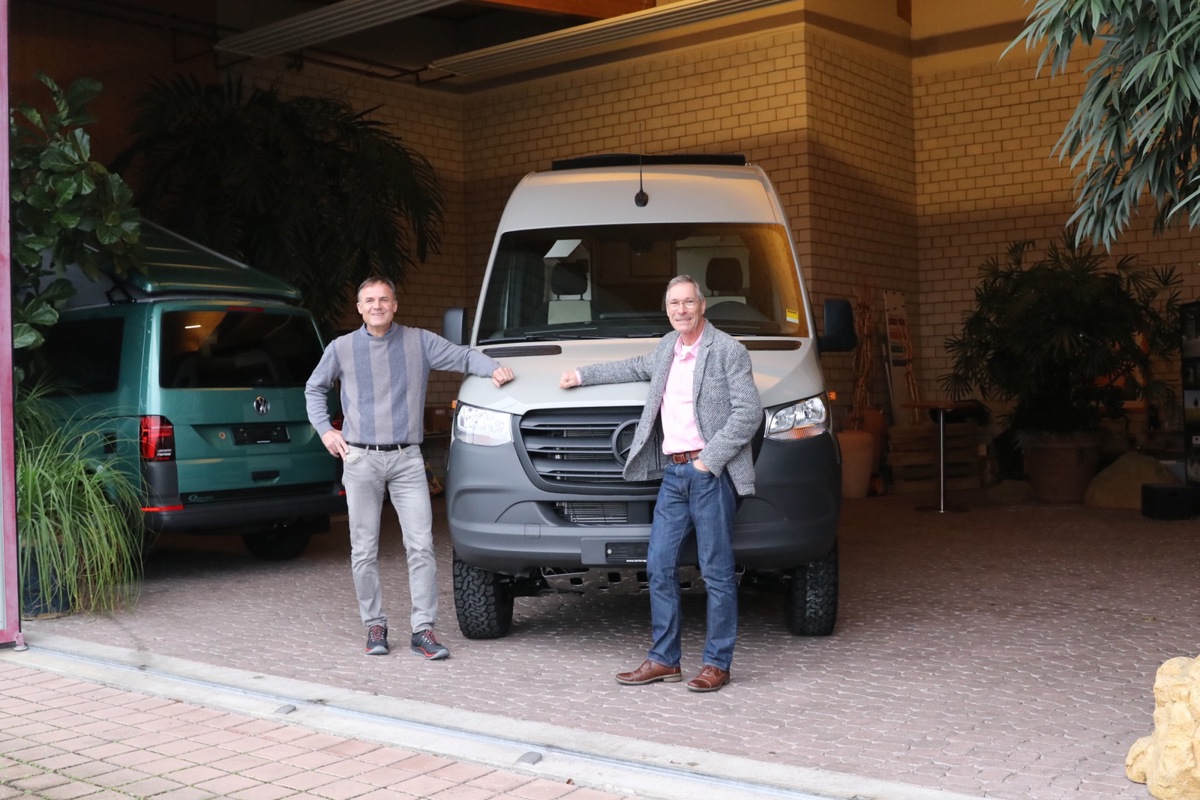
[784,544,838,636]
[453,554,514,639]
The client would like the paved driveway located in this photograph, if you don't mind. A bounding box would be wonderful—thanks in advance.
[27,491,1198,799]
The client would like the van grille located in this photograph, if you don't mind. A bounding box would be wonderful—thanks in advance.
[520,407,641,485]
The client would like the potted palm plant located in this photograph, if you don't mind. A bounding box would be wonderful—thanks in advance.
[941,236,1181,502]
[15,386,142,616]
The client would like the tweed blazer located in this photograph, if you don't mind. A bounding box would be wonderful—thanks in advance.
[578,321,762,496]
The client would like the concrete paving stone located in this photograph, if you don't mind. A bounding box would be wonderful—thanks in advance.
[9,772,71,792]
[429,785,505,800]
[132,785,218,800]
[134,755,196,775]
[274,770,340,792]
[225,785,302,800]
[4,744,66,765]
[351,789,418,800]
[194,773,269,795]
[237,761,307,783]
[318,740,380,759]
[353,746,419,767]
[89,766,158,789]
[35,781,109,800]
[162,764,227,785]
[29,753,91,772]
[145,738,208,757]
[307,777,379,800]
[118,775,188,796]
[507,776,584,800]
[54,761,121,781]
[311,759,377,780]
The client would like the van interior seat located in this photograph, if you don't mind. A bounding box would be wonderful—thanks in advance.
[705,257,747,304]
[546,260,591,324]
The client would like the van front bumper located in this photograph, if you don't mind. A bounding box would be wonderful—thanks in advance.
[446,434,840,575]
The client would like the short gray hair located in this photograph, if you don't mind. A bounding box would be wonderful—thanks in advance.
[663,274,702,308]
[357,276,396,298]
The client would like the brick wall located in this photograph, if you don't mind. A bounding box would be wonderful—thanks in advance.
[913,44,1200,407]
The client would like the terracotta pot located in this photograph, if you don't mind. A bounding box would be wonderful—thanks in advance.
[1020,431,1105,504]
[857,407,888,471]
[838,430,874,499]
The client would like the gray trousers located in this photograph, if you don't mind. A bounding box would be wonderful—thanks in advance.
[341,445,437,633]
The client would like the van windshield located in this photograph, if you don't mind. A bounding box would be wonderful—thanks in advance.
[477,223,809,343]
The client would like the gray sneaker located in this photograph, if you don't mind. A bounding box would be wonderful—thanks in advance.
[365,624,388,655]
[411,629,450,660]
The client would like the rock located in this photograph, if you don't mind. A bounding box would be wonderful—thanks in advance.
[1126,655,1200,799]
[1085,452,1181,510]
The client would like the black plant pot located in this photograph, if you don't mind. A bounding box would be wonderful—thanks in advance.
[20,551,70,618]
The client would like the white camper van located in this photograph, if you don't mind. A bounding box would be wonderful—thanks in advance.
[442,154,855,639]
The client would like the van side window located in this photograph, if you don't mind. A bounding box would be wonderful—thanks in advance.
[159,310,324,389]
[40,317,125,394]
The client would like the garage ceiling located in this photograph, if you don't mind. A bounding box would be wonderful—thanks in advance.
[213,0,797,87]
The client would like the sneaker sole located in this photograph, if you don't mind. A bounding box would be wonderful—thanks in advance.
[615,673,683,685]
[365,646,389,656]
[411,646,450,660]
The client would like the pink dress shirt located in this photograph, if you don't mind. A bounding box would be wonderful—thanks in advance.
[660,336,706,455]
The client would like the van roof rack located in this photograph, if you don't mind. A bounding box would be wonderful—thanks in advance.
[551,153,746,171]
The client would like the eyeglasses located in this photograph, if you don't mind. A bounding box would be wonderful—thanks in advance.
[666,298,699,310]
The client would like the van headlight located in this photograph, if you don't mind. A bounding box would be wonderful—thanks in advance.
[764,396,828,441]
[454,404,513,446]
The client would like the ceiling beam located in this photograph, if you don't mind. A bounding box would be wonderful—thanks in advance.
[474,1,653,20]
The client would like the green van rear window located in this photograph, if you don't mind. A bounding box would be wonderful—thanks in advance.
[159,309,323,389]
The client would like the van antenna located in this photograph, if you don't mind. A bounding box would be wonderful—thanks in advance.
[634,125,649,207]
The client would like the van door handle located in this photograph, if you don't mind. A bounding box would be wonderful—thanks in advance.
[252,470,280,481]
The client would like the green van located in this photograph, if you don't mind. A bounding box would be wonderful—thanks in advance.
[37,223,344,560]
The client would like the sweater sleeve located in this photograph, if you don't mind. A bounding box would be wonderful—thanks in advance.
[304,343,341,436]
[420,328,502,376]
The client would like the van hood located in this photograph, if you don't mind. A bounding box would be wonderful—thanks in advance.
[456,338,826,415]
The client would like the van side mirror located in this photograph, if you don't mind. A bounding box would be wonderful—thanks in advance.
[817,298,856,353]
[443,307,467,346]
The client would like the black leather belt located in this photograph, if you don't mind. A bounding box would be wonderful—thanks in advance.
[669,450,702,464]
[346,442,409,451]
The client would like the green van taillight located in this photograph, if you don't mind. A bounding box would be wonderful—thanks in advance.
[140,416,175,461]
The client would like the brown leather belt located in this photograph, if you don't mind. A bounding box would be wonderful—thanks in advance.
[669,450,702,464]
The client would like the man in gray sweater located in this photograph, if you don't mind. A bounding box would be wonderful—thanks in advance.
[306,276,514,660]
[560,275,761,692]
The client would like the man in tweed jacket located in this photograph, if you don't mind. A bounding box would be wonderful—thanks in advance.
[560,275,761,692]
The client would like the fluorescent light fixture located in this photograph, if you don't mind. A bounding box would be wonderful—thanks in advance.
[431,0,790,77]
[216,0,460,58]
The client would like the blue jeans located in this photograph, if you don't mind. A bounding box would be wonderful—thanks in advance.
[646,461,738,671]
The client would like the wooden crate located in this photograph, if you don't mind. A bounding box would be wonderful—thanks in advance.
[887,423,982,494]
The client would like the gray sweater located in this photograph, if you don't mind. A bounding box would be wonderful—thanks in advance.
[306,323,499,446]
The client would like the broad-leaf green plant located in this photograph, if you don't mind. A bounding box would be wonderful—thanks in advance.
[9,72,142,383]
[941,235,1181,434]
[15,384,142,616]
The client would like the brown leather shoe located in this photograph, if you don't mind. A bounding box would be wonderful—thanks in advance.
[686,665,731,692]
[615,659,683,685]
